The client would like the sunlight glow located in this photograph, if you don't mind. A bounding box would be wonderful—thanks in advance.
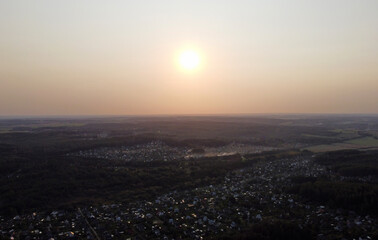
[179,50,200,70]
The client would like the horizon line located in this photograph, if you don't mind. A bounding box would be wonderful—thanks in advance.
[1,112,378,119]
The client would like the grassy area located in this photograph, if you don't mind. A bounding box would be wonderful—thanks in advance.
[301,134,338,139]
[330,129,357,134]
[304,137,378,153]
[305,144,356,153]
[329,129,360,140]
[345,136,378,146]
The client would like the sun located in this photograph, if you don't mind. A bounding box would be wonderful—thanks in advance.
[179,50,200,70]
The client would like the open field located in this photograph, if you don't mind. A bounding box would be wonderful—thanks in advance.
[345,136,378,146]
[305,136,378,153]
[301,134,338,140]
[329,129,358,134]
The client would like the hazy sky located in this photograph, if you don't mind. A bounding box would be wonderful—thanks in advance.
[1,0,377,115]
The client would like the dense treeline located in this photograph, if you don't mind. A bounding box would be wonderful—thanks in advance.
[217,220,314,240]
[0,130,232,156]
[287,150,378,215]
[0,155,231,216]
[288,180,378,215]
[315,149,378,177]
[0,147,301,217]
[1,116,367,155]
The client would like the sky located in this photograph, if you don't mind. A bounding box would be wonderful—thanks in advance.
[0,0,377,115]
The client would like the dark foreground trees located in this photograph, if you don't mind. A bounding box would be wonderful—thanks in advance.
[218,220,314,240]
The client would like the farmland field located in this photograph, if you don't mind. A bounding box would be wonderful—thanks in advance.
[345,136,378,146]
[305,137,378,153]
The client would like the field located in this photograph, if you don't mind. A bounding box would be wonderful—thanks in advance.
[345,136,378,146]
[305,136,378,153]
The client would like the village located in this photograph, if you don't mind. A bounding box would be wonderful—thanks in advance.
[1,154,377,240]
[66,141,188,162]
[67,141,279,162]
